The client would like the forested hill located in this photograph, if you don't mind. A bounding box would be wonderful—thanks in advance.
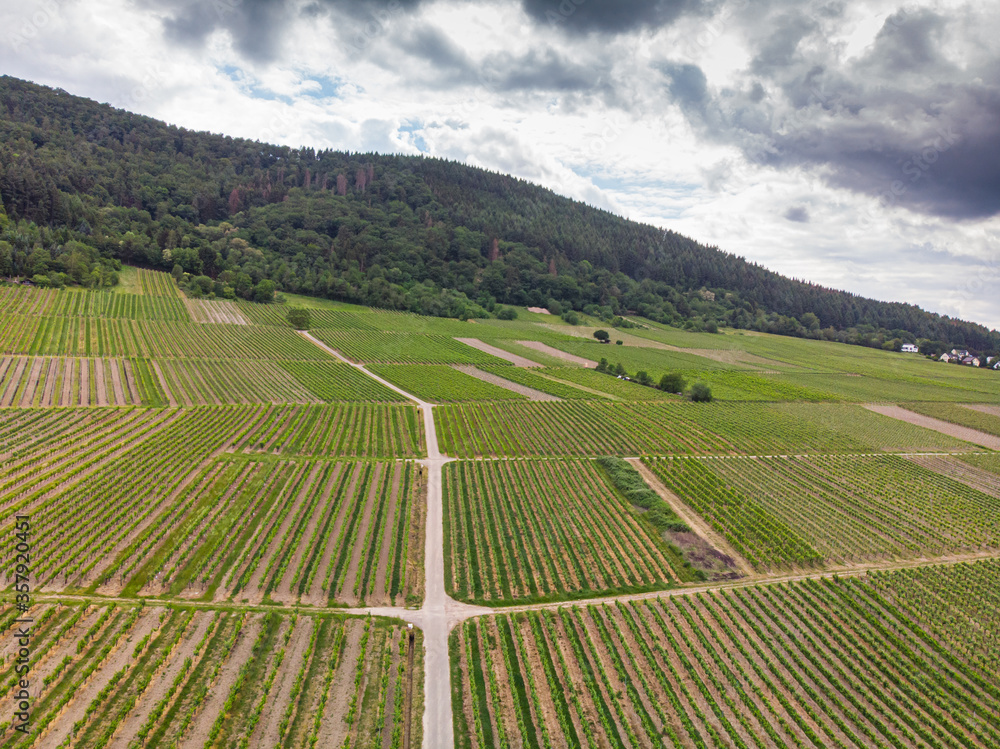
[0,75,995,352]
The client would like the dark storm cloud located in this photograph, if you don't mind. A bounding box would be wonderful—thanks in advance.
[660,4,1000,221]
[156,0,426,63]
[156,0,708,64]
[784,205,810,223]
[520,0,703,35]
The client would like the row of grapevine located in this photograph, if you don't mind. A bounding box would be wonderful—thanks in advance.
[434,401,970,457]
[235,403,425,457]
[183,298,250,325]
[1,605,419,749]
[0,284,187,321]
[454,560,1000,749]
[443,459,682,604]
[125,458,424,607]
[14,406,266,590]
[371,365,527,403]
[154,357,319,406]
[2,315,333,360]
[312,330,510,365]
[0,356,164,408]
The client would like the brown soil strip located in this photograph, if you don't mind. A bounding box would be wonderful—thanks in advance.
[578,610,646,743]
[311,619,363,749]
[454,365,560,402]
[79,358,90,406]
[28,607,105,686]
[41,358,59,407]
[515,617,563,744]
[17,357,43,408]
[516,341,595,368]
[628,458,755,577]
[109,359,127,405]
[864,404,1000,450]
[1,357,27,406]
[339,464,385,605]
[39,607,162,747]
[60,358,74,406]
[94,359,108,406]
[151,361,177,407]
[178,614,264,749]
[454,338,544,367]
[371,463,403,606]
[247,617,314,747]
[108,611,216,749]
[549,614,611,746]
[122,359,141,404]
[272,464,344,605]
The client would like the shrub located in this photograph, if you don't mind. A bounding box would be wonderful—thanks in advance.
[287,307,311,330]
[594,329,610,342]
[496,307,517,320]
[689,382,713,402]
[615,340,623,346]
[659,372,687,393]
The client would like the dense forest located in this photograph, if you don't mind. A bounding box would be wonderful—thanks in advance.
[1,75,996,352]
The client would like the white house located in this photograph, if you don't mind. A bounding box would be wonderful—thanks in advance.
[940,353,954,362]
[901,344,919,353]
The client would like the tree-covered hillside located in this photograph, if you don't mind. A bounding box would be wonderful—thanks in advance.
[0,75,996,352]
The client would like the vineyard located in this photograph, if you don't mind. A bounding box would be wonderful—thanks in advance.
[644,454,1000,572]
[435,401,969,457]
[443,460,688,604]
[0,604,421,748]
[311,330,509,365]
[452,561,1000,749]
[0,356,165,407]
[0,316,333,360]
[370,365,527,403]
[6,265,1000,746]
[124,458,425,607]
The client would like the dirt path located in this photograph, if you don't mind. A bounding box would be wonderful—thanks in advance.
[178,614,263,749]
[312,619,364,749]
[109,360,127,405]
[79,358,89,406]
[454,338,543,367]
[151,361,177,407]
[249,616,315,748]
[516,341,595,368]
[108,611,216,749]
[94,359,109,406]
[60,358,74,406]
[18,357,43,407]
[864,404,1000,450]
[453,365,560,401]
[39,607,163,747]
[628,458,755,577]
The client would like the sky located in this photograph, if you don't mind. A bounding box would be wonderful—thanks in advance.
[3,0,1000,328]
